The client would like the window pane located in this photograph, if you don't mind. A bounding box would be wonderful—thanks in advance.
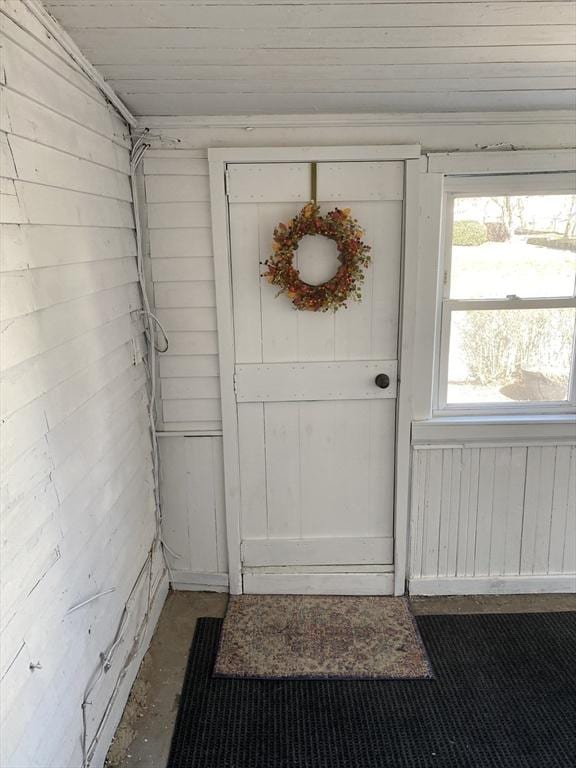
[447,308,575,404]
[450,195,576,299]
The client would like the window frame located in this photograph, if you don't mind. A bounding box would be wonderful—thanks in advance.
[434,172,576,417]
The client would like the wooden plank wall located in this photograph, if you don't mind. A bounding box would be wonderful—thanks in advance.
[409,444,576,594]
[159,436,228,590]
[141,117,574,595]
[143,114,575,437]
[0,4,167,766]
[141,117,575,596]
[144,151,221,432]
[144,153,229,590]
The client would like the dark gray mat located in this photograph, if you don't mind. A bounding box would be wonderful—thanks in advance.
[168,611,576,768]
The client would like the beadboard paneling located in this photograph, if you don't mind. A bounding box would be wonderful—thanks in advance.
[158,436,228,590]
[409,444,576,593]
[0,4,166,767]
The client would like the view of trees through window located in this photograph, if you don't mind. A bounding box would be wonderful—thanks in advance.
[445,194,576,406]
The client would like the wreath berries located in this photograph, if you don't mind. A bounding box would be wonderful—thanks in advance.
[262,202,371,312]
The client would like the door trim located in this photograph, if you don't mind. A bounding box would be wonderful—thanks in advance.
[208,145,422,595]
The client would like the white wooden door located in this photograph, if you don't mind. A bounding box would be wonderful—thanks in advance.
[227,161,404,594]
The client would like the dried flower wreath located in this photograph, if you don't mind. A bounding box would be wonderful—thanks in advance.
[262,202,371,312]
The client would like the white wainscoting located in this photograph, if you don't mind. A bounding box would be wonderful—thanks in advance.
[158,435,229,590]
[409,443,576,595]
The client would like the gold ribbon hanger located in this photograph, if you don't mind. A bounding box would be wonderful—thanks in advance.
[310,161,317,205]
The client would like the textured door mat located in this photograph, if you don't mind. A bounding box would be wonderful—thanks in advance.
[213,595,431,679]
[167,611,576,768]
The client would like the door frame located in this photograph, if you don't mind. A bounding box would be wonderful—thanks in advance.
[208,145,421,595]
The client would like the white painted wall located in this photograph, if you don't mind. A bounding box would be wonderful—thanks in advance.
[410,444,576,595]
[141,113,575,596]
[0,4,167,766]
[159,435,228,590]
[143,147,230,589]
[144,151,219,433]
[0,6,571,766]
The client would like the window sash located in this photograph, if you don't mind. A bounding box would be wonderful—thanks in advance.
[445,298,576,312]
[443,173,576,197]
[436,300,576,414]
[426,165,576,418]
[443,188,576,303]
[435,178,576,415]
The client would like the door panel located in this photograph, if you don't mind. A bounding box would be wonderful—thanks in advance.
[317,161,404,201]
[246,199,402,364]
[242,537,394,567]
[235,360,397,402]
[297,399,395,539]
[228,161,403,594]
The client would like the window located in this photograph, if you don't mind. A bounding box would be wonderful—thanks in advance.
[436,174,576,415]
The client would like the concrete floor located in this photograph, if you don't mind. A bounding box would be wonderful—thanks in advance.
[105,590,576,768]
[105,592,228,768]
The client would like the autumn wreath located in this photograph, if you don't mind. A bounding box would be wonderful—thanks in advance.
[262,202,371,312]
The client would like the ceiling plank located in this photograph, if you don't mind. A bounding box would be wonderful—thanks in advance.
[70,26,576,50]
[109,77,576,94]
[47,2,576,28]
[46,0,576,5]
[86,46,576,67]
[99,62,576,80]
[122,90,576,115]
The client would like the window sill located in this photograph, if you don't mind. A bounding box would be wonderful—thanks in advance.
[412,414,576,447]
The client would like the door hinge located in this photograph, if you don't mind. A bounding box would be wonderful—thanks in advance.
[224,169,231,198]
[233,372,237,396]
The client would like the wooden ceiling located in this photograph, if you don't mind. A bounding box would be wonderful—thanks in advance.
[44,0,576,116]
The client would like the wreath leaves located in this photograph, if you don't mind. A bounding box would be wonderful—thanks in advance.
[262,203,371,312]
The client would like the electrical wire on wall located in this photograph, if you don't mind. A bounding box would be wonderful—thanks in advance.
[130,129,171,554]
[80,130,176,768]
[20,4,179,764]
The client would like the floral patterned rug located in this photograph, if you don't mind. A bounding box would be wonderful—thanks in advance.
[213,594,432,679]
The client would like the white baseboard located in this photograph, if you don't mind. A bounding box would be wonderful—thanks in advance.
[171,571,229,592]
[409,574,576,596]
[171,571,576,595]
